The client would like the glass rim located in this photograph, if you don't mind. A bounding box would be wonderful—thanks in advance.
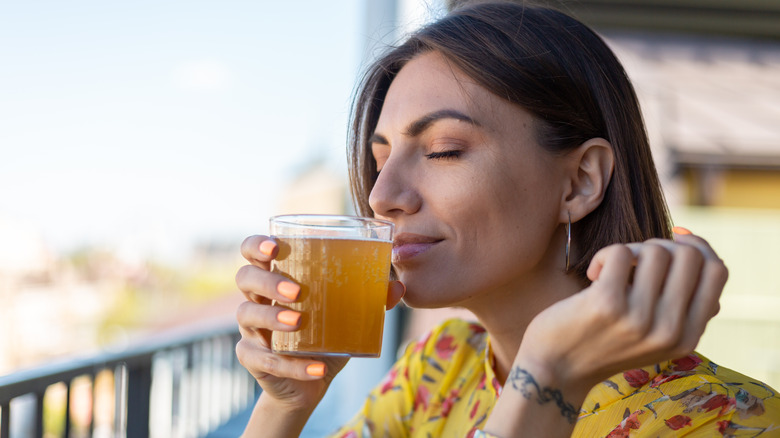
[269,214,394,229]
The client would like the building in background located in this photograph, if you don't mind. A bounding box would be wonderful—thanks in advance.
[0,215,118,375]
[600,29,780,390]
[276,160,350,216]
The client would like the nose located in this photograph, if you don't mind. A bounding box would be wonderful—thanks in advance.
[368,155,422,219]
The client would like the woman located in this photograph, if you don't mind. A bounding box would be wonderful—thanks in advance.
[235,2,780,436]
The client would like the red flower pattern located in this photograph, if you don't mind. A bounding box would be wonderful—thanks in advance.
[491,377,502,395]
[606,409,644,438]
[718,420,735,436]
[623,369,650,388]
[624,410,644,429]
[468,323,486,334]
[414,333,431,352]
[470,400,480,419]
[703,394,735,415]
[672,354,703,371]
[380,368,398,394]
[477,374,486,390]
[435,334,457,359]
[650,373,683,388]
[665,415,692,430]
[414,385,431,411]
[441,389,459,417]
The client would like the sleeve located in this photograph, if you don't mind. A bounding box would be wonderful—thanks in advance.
[697,365,780,437]
[642,383,780,437]
[327,341,418,438]
[592,358,780,437]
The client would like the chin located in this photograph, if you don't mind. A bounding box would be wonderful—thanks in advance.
[401,296,440,309]
[398,283,463,309]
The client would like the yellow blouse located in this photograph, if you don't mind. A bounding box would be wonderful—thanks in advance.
[330,318,780,437]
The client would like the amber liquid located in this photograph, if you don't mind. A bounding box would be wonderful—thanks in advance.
[271,236,392,357]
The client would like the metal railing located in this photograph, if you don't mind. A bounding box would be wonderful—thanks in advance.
[0,321,257,438]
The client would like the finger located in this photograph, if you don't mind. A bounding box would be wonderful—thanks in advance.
[386,280,406,310]
[652,243,704,347]
[238,319,273,347]
[236,264,301,303]
[587,244,637,291]
[672,229,722,262]
[669,228,727,345]
[235,338,328,381]
[627,241,672,330]
[237,300,302,332]
[679,256,728,352]
[240,235,278,268]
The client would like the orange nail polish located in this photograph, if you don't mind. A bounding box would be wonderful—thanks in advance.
[306,363,325,377]
[259,240,277,256]
[672,226,692,235]
[276,310,300,326]
[277,281,300,301]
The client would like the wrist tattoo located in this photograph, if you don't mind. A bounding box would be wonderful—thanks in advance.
[507,366,580,424]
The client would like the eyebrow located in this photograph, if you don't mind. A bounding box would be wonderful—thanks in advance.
[368,109,480,145]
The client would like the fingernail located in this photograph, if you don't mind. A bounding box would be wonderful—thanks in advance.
[277,281,300,301]
[306,363,325,377]
[276,310,301,326]
[672,226,692,235]
[259,240,277,256]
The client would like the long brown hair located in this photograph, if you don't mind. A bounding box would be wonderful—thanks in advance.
[348,1,672,281]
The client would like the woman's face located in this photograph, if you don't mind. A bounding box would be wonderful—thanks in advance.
[369,51,572,308]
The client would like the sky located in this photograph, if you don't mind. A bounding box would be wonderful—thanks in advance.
[0,0,376,263]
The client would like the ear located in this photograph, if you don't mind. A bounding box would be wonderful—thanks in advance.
[560,137,614,223]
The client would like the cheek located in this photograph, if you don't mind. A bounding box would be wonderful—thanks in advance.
[434,172,492,227]
[461,169,557,265]
[441,174,517,259]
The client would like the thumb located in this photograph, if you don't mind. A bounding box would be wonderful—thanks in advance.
[386,280,406,310]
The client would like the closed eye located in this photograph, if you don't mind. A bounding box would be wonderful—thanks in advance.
[425,150,462,160]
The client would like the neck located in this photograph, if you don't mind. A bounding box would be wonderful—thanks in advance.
[463,270,584,384]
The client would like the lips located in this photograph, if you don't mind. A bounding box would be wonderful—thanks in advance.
[393,233,442,264]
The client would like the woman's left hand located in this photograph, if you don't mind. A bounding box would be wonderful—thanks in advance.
[518,229,728,402]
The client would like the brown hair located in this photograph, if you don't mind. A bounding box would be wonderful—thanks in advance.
[348,1,672,281]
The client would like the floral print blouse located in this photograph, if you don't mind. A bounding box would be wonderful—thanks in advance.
[330,318,780,437]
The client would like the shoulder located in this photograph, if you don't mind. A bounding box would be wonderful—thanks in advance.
[684,353,780,420]
[660,353,780,434]
[578,353,780,436]
[660,352,778,396]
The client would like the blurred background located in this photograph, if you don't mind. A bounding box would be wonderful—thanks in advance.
[1,0,779,436]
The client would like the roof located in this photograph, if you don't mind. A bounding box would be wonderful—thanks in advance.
[566,0,780,41]
[606,32,780,170]
[448,0,780,40]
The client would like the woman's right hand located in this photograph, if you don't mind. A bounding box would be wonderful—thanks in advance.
[234,235,407,414]
[234,235,347,412]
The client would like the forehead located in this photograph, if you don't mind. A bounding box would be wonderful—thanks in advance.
[380,52,480,122]
[377,51,535,135]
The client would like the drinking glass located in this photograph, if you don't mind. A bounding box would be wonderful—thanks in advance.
[269,214,394,357]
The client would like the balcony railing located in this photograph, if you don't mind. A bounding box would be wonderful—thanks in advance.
[0,321,256,438]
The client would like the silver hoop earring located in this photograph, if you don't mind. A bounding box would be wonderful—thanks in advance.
[565,211,571,273]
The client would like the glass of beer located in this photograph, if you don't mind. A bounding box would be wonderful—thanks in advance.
[269,214,394,357]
